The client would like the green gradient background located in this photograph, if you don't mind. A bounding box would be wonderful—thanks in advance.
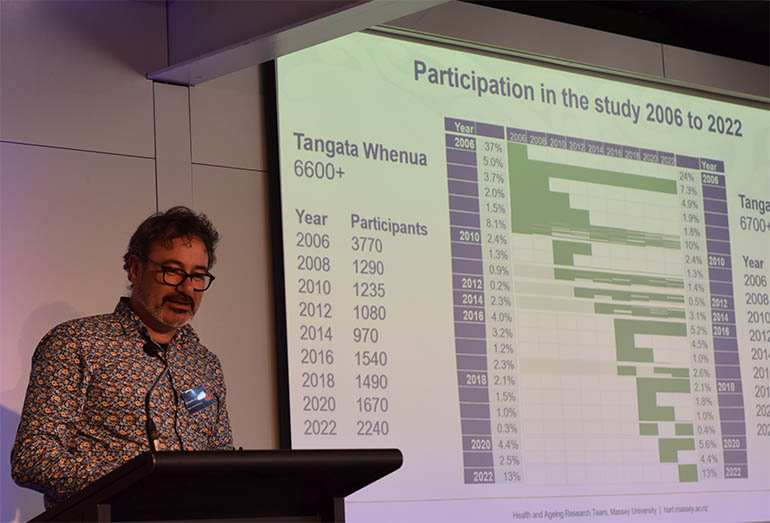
[276,31,770,523]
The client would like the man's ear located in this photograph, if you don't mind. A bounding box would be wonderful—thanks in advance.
[127,254,142,285]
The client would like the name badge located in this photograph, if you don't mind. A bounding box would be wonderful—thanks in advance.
[182,386,214,414]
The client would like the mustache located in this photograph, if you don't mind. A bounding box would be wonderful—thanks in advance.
[163,293,194,308]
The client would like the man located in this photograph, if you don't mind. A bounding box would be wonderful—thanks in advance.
[11,206,233,509]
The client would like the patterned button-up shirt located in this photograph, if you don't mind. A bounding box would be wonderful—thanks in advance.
[11,298,233,508]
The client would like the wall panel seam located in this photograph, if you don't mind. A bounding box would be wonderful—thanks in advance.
[191,162,268,174]
[187,86,194,207]
[0,140,155,160]
[152,83,160,212]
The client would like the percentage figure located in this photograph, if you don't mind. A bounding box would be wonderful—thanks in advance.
[488,249,509,260]
[489,264,510,276]
[506,471,522,482]
[486,218,508,230]
[499,455,520,466]
[682,186,699,195]
[482,156,505,168]
[691,339,709,349]
[497,405,518,416]
[496,422,518,433]
[491,295,512,307]
[486,202,507,214]
[492,327,513,338]
[693,368,711,378]
[488,233,509,245]
[693,353,710,364]
[688,297,707,307]
[488,188,506,199]
[499,391,517,402]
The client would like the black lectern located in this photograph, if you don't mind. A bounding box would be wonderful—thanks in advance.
[31,449,403,523]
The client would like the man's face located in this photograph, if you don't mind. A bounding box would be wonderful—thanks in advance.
[129,235,209,335]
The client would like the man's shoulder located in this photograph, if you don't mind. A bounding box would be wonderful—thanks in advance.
[177,328,223,366]
[179,329,214,355]
[32,309,130,361]
[43,310,124,342]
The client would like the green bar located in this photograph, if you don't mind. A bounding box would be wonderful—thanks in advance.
[595,303,686,319]
[615,319,687,363]
[640,423,659,436]
[654,367,690,378]
[575,287,685,303]
[675,423,694,436]
[509,143,677,193]
[550,224,681,248]
[556,268,684,288]
[637,377,691,421]
[508,143,680,248]
[617,365,637,376]
[659,438,695,462]
[678,464,698,482]
[552,240,592,266]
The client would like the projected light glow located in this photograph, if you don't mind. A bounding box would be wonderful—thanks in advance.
[276,31,770,522]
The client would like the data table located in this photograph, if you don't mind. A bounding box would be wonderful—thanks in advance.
[444,117,751,484]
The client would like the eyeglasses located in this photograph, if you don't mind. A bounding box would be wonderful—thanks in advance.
[138,254,215,291]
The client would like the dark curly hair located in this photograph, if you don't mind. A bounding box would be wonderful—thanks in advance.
[123,206,220,280]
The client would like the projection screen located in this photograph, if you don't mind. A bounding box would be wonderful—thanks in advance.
[274,30,770,522]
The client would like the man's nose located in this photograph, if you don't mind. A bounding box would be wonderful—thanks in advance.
[176,275,196,295]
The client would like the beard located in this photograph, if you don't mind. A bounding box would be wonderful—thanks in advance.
[135,289,196,329]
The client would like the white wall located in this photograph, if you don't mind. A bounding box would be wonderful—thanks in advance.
[0,2,276,520]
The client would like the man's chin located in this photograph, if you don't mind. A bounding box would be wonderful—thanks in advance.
[161,311,192,328]
[150,306,193,329]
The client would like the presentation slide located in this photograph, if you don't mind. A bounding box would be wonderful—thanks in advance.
[275,32,770,522]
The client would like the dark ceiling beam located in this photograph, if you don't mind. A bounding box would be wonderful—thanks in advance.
[149,0,449,85]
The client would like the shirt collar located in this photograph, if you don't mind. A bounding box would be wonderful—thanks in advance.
[114,296,198,344]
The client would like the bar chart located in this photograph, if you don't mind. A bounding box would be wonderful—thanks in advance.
[445,118,750,485]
